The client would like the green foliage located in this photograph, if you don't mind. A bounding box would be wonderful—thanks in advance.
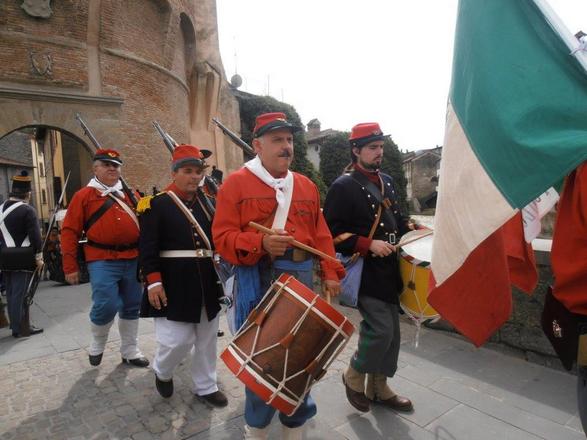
[381,137,408,212]
[319,131,351,187]
[234,91,326,198]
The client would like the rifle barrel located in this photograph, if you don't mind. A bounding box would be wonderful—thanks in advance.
[211,118,255,157]
[152,121,176,154]
[75,114,138,207]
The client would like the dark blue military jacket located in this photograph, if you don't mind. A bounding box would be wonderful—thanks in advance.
[138,190,222,323]
[323,170,409,304]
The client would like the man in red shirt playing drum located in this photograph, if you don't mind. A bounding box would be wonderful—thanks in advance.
[61,149,149,368]
[213,112,344,440]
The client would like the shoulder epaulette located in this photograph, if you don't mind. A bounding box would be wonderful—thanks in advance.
[136,193,165,214]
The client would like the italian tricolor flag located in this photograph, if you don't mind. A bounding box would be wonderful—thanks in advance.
[429,0,587,346]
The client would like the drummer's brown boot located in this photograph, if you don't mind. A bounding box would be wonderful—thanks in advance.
[366,373,413,412]
[342,365,370,412]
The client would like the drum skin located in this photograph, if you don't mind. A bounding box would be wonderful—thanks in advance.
[221,274,354,416]
[399,232,439,320]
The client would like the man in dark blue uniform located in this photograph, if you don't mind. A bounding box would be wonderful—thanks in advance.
[138,144,227,407]
[0,171,44,337]
[323,122,413,413]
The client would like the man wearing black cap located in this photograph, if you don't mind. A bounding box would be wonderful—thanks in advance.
[323,122,414,414]
[0,171,44,337]
[213,112,344,439]
[61,149,148,368]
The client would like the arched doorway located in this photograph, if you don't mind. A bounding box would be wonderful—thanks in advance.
[0,126,93,232]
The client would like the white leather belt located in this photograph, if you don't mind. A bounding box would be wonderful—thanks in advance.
[159,249,213,258]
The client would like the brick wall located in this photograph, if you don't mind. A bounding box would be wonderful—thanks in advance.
[0,0,241,190]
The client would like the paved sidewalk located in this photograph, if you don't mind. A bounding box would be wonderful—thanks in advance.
[0,280,584,439]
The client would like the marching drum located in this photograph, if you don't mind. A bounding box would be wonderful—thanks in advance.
[399,230,439,322]
[220,273,355,416]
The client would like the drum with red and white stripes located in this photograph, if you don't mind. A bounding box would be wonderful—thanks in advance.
[220,273,355,416]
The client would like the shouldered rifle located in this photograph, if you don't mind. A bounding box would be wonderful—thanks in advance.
[152,121,219,200]
[21,171,72,335]
[152,121,177,154]
[211,117,255,158]
[75,113,139,208]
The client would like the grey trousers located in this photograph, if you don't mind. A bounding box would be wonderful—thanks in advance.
[350,295,401,377]
[5,271,32,334]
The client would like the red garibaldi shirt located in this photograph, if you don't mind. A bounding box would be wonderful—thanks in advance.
[552,163,587,315]
[212,167,344,281]
[61,187,140,275]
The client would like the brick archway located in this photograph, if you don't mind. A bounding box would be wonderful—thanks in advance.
[0,90,124,156]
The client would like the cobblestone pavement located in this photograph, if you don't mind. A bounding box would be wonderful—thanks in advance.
[0,281,584,439]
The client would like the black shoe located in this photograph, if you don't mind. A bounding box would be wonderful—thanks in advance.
[12,326,44,338]
[121,356,150,368]
[155,375,173,398]
[89,353,103,366]
[197,390,228,408]
[29,325,44,335]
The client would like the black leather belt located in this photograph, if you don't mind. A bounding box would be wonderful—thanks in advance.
[374,232,398,245]
[86,240,138,251]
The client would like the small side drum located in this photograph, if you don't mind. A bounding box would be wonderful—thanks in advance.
[399,230,439,321]
[220,273,355,416]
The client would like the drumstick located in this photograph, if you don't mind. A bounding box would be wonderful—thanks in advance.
[323,283,332,305]
[396,230,434,249]
[248,221,340,264]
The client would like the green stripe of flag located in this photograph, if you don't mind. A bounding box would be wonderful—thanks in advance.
[450,0,587,208]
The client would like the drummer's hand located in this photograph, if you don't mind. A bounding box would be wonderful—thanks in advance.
[65,272,80,285]
[262,230,294,257]
[148,285,168,310]
[323,280,341,298]
[369,240,396,257]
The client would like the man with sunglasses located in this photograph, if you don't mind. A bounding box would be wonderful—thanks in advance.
[62,149,148,368]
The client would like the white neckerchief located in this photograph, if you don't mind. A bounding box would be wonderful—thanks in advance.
[87,177,139,230]
[244,155,294,230]
[87,177,124,197]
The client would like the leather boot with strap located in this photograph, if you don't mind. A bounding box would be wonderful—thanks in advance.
[366,373,413,411]
[342,365,370,412]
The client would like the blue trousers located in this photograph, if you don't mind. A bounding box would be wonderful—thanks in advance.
[5,271,32,334]
[87,259,142,325]
[244,257,317,428]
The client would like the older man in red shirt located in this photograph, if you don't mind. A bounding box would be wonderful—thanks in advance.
[213,112,344,440]
[62,149,148,368]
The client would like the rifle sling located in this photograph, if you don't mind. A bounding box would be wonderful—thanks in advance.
[83,197,116,233]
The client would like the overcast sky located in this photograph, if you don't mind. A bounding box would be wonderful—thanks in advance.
[216,1,587,152]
